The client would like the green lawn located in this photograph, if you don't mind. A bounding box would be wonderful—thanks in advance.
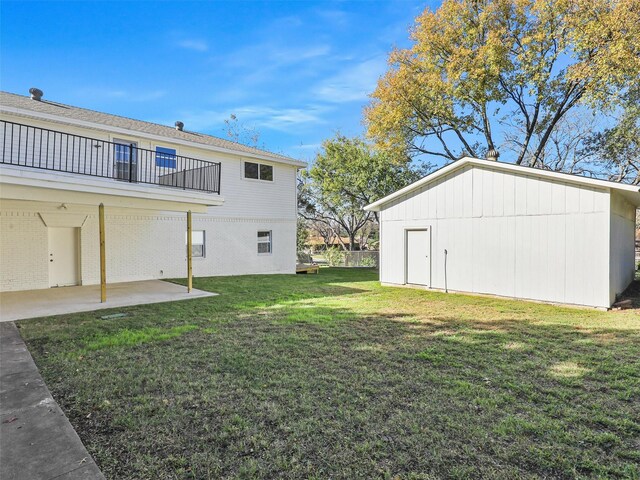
[17,269,640,479]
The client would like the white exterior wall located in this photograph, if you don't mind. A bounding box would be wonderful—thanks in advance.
[0,113,299,292]
[609,192,636,303]
[0,112,298,220]
[0,200,295,291]
[379,165,612,308]
[0,210,49,291]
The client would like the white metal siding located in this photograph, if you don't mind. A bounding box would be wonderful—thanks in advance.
[609,192,636,303]
[379,165,611,308]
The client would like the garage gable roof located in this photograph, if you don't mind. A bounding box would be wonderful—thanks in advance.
[365,157,640,211]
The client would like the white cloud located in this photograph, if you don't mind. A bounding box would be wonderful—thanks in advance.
[248,106,327,131]
[271,44,331,63]
[290,143,321,151]
[177,39,209,52]
[312,56,387,103]
[167,104,332,134]
[222,43,331,71]
[269,15,304,29]
[314,8,349,28]
[75,87,167,102]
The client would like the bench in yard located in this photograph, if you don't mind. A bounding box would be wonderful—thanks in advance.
[296,264,320,274]
[296,254,319,274]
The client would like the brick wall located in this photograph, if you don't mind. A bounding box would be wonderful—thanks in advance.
[0,211,49,291]
[1,203,296,291]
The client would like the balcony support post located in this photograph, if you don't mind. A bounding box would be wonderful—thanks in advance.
[187,210,193,293]
[99,203,107,302]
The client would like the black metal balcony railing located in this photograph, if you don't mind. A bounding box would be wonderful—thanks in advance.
[0,120,221,194]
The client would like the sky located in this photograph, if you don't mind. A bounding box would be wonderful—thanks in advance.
[1,0,436,161]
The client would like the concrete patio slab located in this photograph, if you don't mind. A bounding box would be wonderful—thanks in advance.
[0,322,105,480]
[0,280,216,322]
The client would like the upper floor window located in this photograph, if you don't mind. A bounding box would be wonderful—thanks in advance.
[156,146,177,169]
[244,161,273,181]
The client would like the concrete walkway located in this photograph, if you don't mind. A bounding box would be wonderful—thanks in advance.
[0,280,216,322]
[0,322,105,479]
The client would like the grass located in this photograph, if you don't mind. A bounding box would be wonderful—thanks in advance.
[17,268,640,479]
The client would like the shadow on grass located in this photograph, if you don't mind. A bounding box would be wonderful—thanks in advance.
[18,269,376,348]
[15,268,640,479]
[619,280,640,309]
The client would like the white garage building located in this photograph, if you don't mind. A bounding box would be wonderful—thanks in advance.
[365,157,640,308]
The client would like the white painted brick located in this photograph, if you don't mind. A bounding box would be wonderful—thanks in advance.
[1,205,296,291]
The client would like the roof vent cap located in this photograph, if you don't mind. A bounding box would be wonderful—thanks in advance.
[175,121,184,131]
[29,87,43,101]
[486,148,500,162]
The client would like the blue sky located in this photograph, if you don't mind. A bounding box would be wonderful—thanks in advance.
[1,0,434,161]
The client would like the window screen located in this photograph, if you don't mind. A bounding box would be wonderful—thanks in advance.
[156,146,177,168]
[186,230,205,257]
[257,230,272,254]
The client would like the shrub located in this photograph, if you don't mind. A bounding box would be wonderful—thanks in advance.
[324,247,345,267]
[360,256,377,267]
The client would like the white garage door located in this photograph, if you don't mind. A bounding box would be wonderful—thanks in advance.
[406,228,431,286]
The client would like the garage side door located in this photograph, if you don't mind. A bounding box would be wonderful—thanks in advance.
[406,228,431,286]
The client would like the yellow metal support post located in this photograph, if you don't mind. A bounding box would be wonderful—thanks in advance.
[99,203,107,302]
[187,210,193,293]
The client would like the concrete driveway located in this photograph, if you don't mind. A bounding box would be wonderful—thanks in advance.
[0,280,216,322]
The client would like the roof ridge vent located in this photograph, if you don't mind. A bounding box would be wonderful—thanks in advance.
[29,87,43,101]
[486,148,499,162]
[175,121,184,131]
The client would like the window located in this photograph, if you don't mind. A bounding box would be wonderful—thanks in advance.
[244,161,259,179]
[257,231,272,254]
[186,230,205,257]
[259,164,273,181]
[156,146,177,168]
[244,161,273,181]
[113,141,137,181]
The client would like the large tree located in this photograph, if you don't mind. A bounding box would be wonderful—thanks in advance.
[366,0,640,169]
[583,87,640,184]
[223,114,263,149]
[300,135,427,250]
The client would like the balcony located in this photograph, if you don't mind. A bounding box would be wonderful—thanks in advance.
[0,120,221,195]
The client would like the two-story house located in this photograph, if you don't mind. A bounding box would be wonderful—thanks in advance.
[0,89,305,294]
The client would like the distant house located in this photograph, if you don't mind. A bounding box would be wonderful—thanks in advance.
[307,235,361,252]
[365,156,640,308]
[0,90,305,293]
